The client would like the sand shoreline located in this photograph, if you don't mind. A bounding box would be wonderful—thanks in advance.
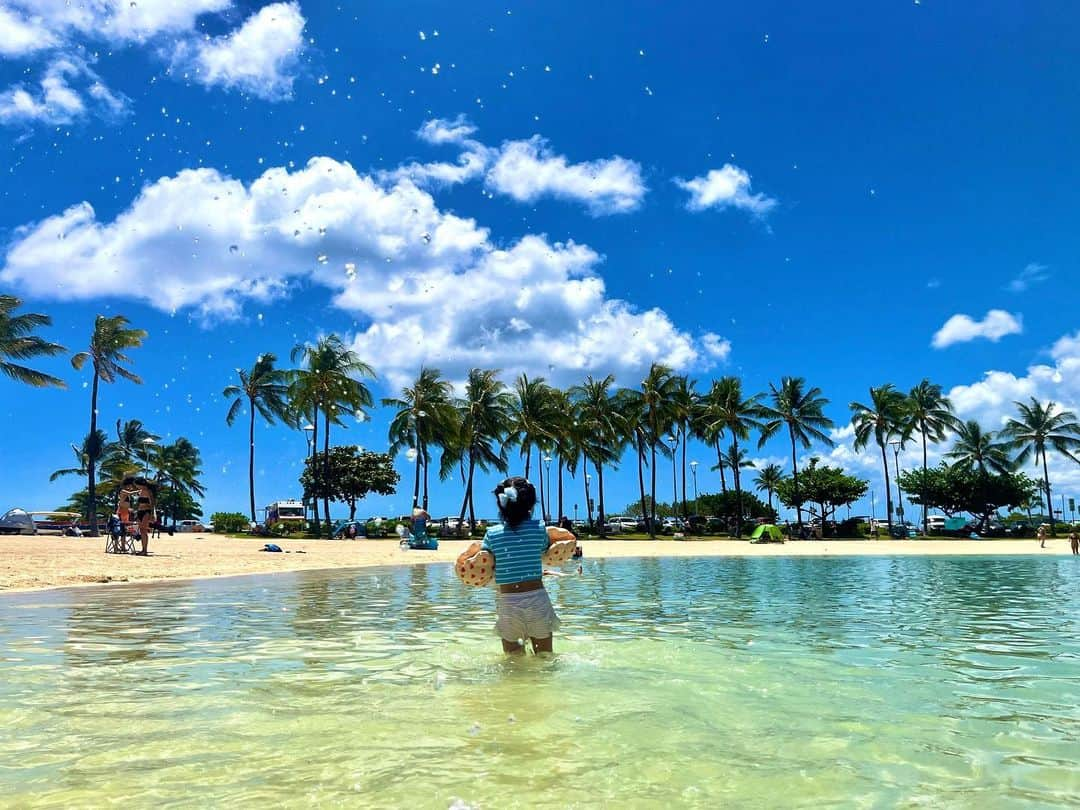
[1,533,1074,595]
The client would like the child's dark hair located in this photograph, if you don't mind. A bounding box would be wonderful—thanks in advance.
[493,477,537,528]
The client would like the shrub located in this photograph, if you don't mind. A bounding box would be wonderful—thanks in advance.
[211,512,250,533]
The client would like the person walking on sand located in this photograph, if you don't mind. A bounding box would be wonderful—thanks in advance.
[1037,524,1048,549]
[481,477,560,656]
[1069,529,1079,556]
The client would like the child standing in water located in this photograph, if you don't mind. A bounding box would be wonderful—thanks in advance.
[482,477,560,655]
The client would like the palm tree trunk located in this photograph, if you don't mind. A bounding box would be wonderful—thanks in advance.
[596,459,607,538]
[311,407,321,537]
[457,453,474,534]
[638,433,652,538]
[583,450,593,531]
[732,433,743,538]
[248,396,257,522]
[921,426,929,536]
[880,442,893,533]
[536,447,545,521]
[715,439,727,494]
[322,410,331,528]
[87,368,100,536]
[649,442,657,528]
[422,445,430,510]
[1042,449,1055,536]
[524,445,531,478]
[557,458,564,520]
[412,439,421,508]
[789,427,801,526]
[680,426,688,519]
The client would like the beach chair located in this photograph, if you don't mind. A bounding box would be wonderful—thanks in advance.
[105,523,136,554]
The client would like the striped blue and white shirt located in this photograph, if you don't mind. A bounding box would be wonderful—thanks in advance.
[481,518,547,585]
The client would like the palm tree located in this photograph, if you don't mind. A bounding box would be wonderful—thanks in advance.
[851,384,909,534]
[904,380,957,535]
[691,395,727,494]
[508,374,558,517]
[0,295,67,388]
[547,388,575,521]
[224,353,292,521]
[293,335,375,526]
[1001,398,1080,536]
[50,430,110,483]
[627,363,679,532]
[699,376,767,537]
[569,374,624,537]
[441,369,512,532]
[71,315,147,536]
[383,367,458,511]
[671,376,698,520]
[157,437,206,526]
[946,420,1012,475]
[616,390,654,537]
[761,377,834,526]
[754,463,784,511]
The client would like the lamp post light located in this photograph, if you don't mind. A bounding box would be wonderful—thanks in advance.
[585,472,593,531]
[667,434,678,519]
[544,455,553,522]
[689,460,699,516]
[890,440,904,529]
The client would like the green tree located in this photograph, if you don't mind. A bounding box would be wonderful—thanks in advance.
[698,376,767,537]
[300,446,399,520]
[616,390,654,536]
[0,295,66,388]
[71,315,147,536]
[776,461,867,535]
[383,366,457,511]
[903,380,957,535]
[850,383,908,534]
[49,430,109,484]
[156,437,206,525]
[945,420,1012,475]
[899,463,1038,529]
[224,353,292,521]
[508,374,558,518]
[442,369,512,532]
[754,463,784,511]
[1000,398,1080,536]
[761,376,835,527]
[671,375,698,520]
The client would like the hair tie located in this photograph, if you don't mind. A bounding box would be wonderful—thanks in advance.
[497,486,518,507]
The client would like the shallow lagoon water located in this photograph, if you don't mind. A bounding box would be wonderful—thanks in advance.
[1,556,1078,808]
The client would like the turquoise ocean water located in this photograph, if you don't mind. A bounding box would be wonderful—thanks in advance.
[1,555,1078,808]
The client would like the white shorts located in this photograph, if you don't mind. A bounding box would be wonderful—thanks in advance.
[494,588,560,642]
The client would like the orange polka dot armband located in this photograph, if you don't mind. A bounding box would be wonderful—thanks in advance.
[542,526,577,566]
[455,541,495,587]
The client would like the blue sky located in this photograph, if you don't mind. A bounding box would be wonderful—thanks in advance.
[2,0,1079,522]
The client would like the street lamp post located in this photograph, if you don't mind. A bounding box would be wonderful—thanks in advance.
[303,424,315,526]
[544,455,553,522]
[585,472,593,532]
[690,460,699,516]
[890,440,904,529]
[667,434,678,521]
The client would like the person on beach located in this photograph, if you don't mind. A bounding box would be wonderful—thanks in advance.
[1037,525,1047,549]
[411,506,430,542]
[120,476,157,556]
[1069,530,1079,556]
[482,477,560,655]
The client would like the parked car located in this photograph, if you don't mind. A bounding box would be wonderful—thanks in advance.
[177,519,206,532]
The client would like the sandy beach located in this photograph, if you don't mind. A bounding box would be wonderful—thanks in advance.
[0,533,1073,593]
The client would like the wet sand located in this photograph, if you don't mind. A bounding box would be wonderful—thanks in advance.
[0,533,1072,593]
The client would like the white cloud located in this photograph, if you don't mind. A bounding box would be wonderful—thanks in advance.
[0,1,304,122]
[931,309,1022,349]
[1005,262,1049,293]
[0,6,58,56]
[484,136,646,215]
[173,2,305,100]
[0,56,128,126]
[1,154,719,387]
[674,164,777,217]
[417,115,478,145]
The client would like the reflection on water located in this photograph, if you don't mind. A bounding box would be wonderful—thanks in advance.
[1,556,1078,807]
